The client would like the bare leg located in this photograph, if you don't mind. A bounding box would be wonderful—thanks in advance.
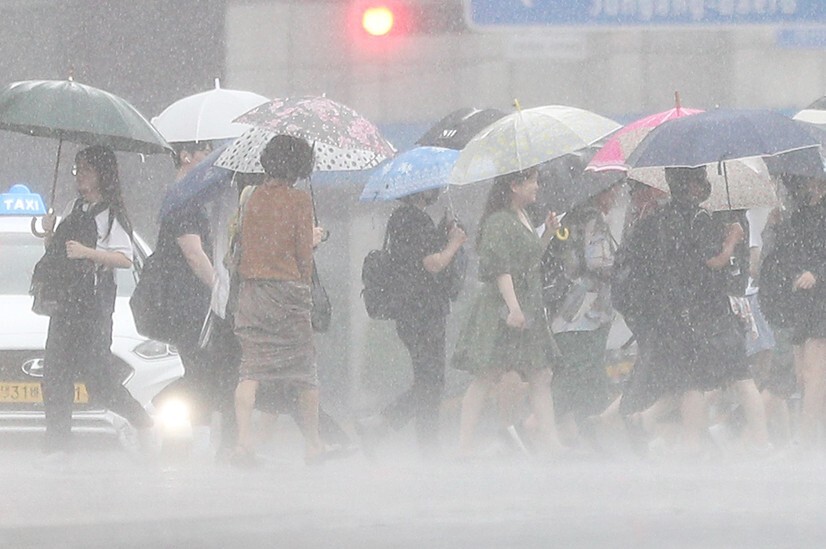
[296,387,324,461]
[732,378,770,448]
[458,375,497,457]
[526,368,564,455]
[234,379,259,452]
[799,338,826,451]
[496,371,527,428]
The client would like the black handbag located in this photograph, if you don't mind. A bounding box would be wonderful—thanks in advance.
[311,263,332,332]
[129,252,176,342]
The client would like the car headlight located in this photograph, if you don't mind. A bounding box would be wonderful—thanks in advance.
[156,397,191,432]
[133,340,178,360]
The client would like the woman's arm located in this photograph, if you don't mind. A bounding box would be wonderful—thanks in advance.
[65,241,132,269]
[422,224,467,274]
[496,273,526,329]
[177,234,215,288]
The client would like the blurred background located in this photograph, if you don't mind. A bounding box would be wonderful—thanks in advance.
[1,0,824,417]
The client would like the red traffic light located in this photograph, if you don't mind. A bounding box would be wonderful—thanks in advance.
[362,5,395,37]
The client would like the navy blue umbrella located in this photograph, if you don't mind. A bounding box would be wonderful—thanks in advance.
[626,108,820,169]
[159,144,233,220]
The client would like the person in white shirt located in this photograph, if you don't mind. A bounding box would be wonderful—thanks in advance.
[40,145,153,458]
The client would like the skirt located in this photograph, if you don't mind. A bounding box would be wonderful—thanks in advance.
[234,279,318,387]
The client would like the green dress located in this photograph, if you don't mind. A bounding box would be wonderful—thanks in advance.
[452,210,551,377]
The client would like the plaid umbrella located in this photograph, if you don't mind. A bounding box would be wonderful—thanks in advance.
[232,95,395,169]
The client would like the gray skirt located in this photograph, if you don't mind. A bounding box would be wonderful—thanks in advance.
[234,279,318,387]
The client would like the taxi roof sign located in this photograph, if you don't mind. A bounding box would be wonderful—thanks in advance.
[1,184,47,216]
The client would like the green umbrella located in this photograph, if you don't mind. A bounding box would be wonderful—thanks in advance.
[0,78,171,207]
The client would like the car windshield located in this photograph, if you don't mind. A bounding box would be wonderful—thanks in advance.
[0,232,137,297]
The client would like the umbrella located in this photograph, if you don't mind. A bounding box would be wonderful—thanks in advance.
[0,78,170,207]
[159,144,233,220]
[450,104,621,186]
[628,158,780,211]
[793,95,826,127]
[360,146,459,202]
[538,150,625,214]
[587,96,702,172]
[416,107,505,150]
[625,108,820,169]
[214,126,389,173]
[232,95,396,168]
[151,79,269,143]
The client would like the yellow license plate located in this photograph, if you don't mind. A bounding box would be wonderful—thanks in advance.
[0,382,89,404]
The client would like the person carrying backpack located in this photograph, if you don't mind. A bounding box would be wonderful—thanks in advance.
[616,166,769,456]
[37,146,153,463]
[356,187,466,456]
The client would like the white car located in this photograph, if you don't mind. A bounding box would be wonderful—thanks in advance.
[0,185,184,440]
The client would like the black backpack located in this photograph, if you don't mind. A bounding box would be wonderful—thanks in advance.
[361,229,402,320]
[30,199,103,316]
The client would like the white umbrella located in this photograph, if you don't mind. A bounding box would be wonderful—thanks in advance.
[628,157,780,212]
[451,105,620,186]
[215,126,388,173]
[151,79,268,143]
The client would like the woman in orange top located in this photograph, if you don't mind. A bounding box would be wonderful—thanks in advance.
[232,135,324,465]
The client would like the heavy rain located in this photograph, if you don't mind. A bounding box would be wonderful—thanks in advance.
[2,0,826,547]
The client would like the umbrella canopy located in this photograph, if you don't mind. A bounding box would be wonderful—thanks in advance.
[159,144,233,220]
[151,81,269,143]
[215,126,389,173]
[233,96,396,168]
[538,151,624,214]
[450,105,621,186]
[416,107,505,150]
[794,95,826,127]
[626,108,820,169]
[360,146,459,202]
[0,79,169,154]
[587,106,703,172]
[629,158,780,212]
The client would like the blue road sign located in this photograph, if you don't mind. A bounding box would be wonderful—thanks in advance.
[0,184,47,216]
[465,0,826,28]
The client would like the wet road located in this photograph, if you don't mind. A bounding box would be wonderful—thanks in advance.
[3,431,826,548]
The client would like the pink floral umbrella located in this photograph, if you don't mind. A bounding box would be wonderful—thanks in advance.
[587,94,702,172]
[233,96,396,169]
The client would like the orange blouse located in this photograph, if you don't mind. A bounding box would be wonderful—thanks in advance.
[238,184,314,284]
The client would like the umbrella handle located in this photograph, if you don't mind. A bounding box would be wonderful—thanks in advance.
[30,214,49,238]
[555,227,570,241]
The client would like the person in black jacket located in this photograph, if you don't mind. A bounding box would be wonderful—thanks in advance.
[357,188,466,456]
[777,173,826,451]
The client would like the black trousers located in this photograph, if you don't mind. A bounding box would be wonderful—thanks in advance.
[42,274,152,453]
[382,312,446,449]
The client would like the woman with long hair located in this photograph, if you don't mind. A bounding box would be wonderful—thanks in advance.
[452,167,564,458]
[40,145,152,460]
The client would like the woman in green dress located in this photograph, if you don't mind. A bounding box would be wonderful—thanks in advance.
[453,167,564,457]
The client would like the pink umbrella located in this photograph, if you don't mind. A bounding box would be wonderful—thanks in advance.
[587,93,702,172]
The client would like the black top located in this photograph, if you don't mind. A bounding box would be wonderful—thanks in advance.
[385,204,448,319]
[651,202,733,330]
[154,203,212,348]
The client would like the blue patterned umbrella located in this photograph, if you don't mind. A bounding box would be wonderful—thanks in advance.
[360,146,459,202]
